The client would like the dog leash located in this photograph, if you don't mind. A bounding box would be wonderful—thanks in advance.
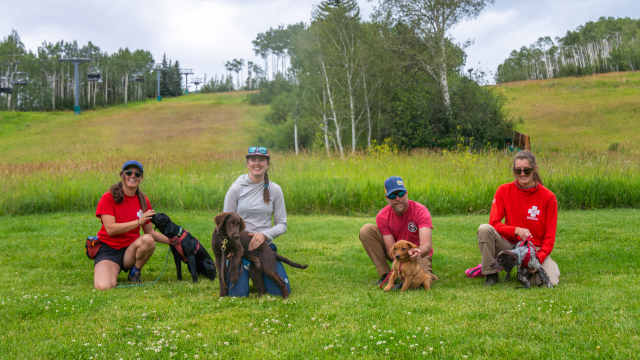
[116,245,171,288]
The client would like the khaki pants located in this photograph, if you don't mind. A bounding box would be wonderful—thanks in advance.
[477,224,560,286]
[359,223,433,277]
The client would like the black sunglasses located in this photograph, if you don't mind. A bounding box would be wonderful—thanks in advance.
[387,190,406,200]
[124,170,142,178]
[513,167,534,175]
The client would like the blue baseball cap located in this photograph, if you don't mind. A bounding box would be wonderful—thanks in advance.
[121,160,144,174]
[384,176,406,197]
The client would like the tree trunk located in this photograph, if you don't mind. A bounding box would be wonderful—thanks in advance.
[346,64,356,153]
[51,72,56,110]
[322,85,330,156]
[7,71,13,110]
[124,72,128,104]
[362,70,372,149]
[320,59,344,158]
[439,35,451,115]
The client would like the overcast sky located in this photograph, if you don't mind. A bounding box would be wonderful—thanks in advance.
[2,0,639,86]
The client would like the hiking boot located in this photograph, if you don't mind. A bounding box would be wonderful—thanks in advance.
[485,273,499,286]
[128,266,141,283]
[377,272,390,286]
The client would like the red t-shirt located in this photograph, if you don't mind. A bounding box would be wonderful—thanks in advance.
[376,200,434,255]
[489,181,558,262]
[95,191,152,250]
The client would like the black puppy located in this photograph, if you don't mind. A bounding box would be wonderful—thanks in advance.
[151,213,216,283]
[212,212,307,298]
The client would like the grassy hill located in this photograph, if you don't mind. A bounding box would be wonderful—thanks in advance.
[1,74,639,216]
[495,71,640,155]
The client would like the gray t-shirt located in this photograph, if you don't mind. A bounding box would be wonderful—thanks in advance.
[223,174,287,242]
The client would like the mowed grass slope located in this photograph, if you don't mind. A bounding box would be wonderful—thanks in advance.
[0,210,638,359]
[0,91,263,168]
[495,71,640,155]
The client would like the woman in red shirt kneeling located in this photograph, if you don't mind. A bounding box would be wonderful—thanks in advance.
[478,151,560,286]
[94,160,169,290]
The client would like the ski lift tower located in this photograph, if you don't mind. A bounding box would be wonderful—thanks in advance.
[60,57,90,114]
[154,64,161,101]
[179,68,194,94]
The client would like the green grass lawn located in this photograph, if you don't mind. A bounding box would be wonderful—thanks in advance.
[1,209,638,359]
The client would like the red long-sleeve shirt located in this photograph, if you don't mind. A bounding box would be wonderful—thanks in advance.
[489,181,558,262]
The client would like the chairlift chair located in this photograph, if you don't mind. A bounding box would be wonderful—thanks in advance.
[133,72,144,82]
[12,72,28,86]
[87,69,101,82]
[0,76,12,94]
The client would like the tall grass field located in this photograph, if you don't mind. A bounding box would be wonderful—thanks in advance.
[1,73,639,359]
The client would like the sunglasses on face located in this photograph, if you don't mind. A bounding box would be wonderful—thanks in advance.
[387,190,406,200]
[124,170,142,178]
[513,167,534,175]
[248,146,268,155]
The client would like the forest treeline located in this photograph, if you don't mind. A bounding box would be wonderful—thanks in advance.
[243,0,513,154]
[0,30,183,111]
[496,17,640,83]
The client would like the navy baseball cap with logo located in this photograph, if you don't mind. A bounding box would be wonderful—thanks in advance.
[384,176,407,197]
[121,160,144,174]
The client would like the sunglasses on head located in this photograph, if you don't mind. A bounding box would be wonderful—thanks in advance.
[513,167,534,175]
[124,170,142,178]
[248,146,268,155]
[387,190,406,200]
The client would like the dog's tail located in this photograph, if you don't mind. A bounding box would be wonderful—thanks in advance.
[276,254,308,269]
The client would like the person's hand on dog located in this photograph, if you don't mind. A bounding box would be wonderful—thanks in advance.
[139,209,156,226]
[409,248,422,258]
[515,227,532,241]
[247,232,266,251]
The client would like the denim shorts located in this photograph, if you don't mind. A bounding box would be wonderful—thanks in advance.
[94,242,128,271]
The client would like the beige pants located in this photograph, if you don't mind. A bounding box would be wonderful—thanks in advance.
[359,223,433,277]
[477,224,560,286]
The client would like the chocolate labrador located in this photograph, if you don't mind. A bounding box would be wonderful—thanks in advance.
[212,212,307,298]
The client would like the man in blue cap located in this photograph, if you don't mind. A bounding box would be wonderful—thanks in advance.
[359,176,436,287]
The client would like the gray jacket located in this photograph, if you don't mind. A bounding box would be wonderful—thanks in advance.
[223,174,287,242]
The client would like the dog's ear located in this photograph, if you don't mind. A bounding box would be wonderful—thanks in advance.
[214,212,230,228]
[215,213,233,233]
[407,241,417,248]
[238,215,246,232]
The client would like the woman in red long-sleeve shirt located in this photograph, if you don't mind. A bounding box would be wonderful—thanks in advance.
[477,151,560,286]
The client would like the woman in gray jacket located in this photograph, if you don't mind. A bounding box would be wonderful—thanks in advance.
[223,146,287,250]
[222,146,290,296]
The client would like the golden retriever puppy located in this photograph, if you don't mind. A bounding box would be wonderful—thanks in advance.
[384,240,433,291]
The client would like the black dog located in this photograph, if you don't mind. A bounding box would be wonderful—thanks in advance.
[151,213,216,283]
[212,212,308,298]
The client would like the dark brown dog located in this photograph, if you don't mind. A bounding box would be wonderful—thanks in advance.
[211,212,308,298]
[384,240,433,291]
